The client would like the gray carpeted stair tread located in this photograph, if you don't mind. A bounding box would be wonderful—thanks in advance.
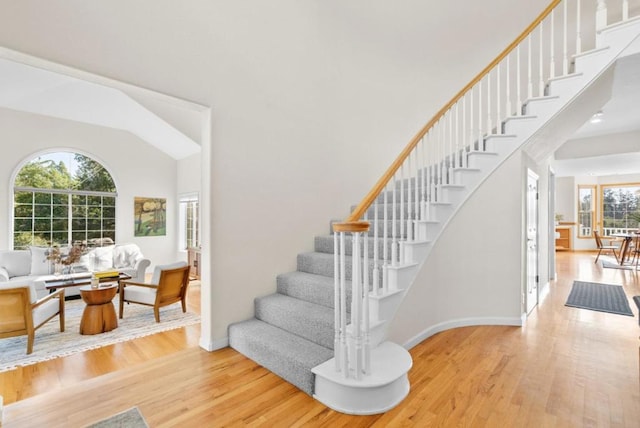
[228,318,333,395]
[298,252,383,285]
[255,293,335,349]
[277,271,352,309]
[314,235,394,258]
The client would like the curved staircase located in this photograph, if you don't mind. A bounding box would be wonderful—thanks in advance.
[229,1,640,415]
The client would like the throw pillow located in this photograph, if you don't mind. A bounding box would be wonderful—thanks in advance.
[30,246,52,275]
[0,267,9,282]
[92,245,115,271]
[0,250,31,278]
[113,244,143,269]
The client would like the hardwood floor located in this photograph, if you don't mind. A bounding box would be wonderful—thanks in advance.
[2,253,639,427]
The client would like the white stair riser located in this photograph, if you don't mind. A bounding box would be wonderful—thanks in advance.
[386,263,419,291]
[423,201,454,222]
[572,47,611,75]
[484,135,518,157]
[502,116,537,135]
[522,96,560,117]
[403,240,431,264]
[452,168,481,187]
[369,290,405,323]
[467,152,498,171]
[415,220,440,241]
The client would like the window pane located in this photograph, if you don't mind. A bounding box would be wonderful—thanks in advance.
[52,194,68,205]
[72,218,87,230]
[87,219,102,230]
[33,219,51,232]
[103,218,116,230]
[72,194,87,205]
[52,232,68,245]
[72,231,87,242]
[601,184,640,235]
[14,192,33,204]
[87,207,102,218]
[33,193,51,204]
[35,232,51,244]
[103,206,115,218]
[72,205,87,217]
[14,152,117,249]
[14,204,33,218]
[14,218,32,232]
[52,218,68,231]
[34,205,51,217]
[52,205,68,217]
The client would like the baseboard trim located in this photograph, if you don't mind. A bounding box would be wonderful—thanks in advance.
[402,316,522,350]
[199,336,229,352]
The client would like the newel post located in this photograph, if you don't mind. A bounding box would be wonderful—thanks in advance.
[332,220,371,379]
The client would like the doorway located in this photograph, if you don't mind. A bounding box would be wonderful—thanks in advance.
[526,169,539,314]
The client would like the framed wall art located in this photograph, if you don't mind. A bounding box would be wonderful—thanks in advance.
[134,197,166,237]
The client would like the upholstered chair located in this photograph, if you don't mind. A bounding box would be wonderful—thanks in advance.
[0,283,65,354]
[118,262,190,323]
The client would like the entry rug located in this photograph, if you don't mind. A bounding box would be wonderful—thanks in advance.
[0,296,200,372]
[85,407,149,428]
[565,280,634,316]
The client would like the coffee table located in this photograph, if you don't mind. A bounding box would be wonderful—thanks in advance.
[79,283,119,335]
[45,272,132,291]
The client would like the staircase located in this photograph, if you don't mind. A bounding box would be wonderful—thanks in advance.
[229,1,640,415]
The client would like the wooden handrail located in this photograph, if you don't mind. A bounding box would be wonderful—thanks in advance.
[336,0,562,232]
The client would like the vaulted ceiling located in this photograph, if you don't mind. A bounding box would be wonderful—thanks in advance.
[0,1,637,173]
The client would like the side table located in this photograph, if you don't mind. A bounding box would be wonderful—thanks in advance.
[79,284,118,335]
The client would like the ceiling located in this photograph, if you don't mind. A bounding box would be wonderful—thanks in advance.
[0,57,201,160]
[551,53,640,177]
[0,1,636,171]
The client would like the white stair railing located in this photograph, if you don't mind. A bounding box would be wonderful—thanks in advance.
[331,0,639,381]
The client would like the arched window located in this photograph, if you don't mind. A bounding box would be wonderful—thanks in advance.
[13,152,117,250]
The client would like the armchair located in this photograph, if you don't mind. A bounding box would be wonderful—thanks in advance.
[119,262,190,323]
[0,284,65,354]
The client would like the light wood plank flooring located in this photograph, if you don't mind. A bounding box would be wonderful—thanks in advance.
[1,252,639,427]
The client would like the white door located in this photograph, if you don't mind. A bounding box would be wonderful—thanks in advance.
[526,170,539,314]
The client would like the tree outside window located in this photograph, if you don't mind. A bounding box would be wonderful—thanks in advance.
[601,184,640,236]
[13,152,117,249]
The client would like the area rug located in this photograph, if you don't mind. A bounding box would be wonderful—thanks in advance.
[85,407,149,428]
[0,296,200,372]
[601,260,636,271]
[565,280,634,316]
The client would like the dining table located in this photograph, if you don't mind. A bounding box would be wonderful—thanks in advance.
[611,232,640,266]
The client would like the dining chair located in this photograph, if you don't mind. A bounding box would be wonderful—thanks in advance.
[0,284,65,354]
[594,230,620,263]
[118,262,190,322]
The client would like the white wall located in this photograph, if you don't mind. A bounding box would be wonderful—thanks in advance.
[0,0,555,345]
[0,108,180,269]
[556,176,576,222]
[389,152,526,347]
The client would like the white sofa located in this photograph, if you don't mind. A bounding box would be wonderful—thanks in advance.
[0,244,150,299]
